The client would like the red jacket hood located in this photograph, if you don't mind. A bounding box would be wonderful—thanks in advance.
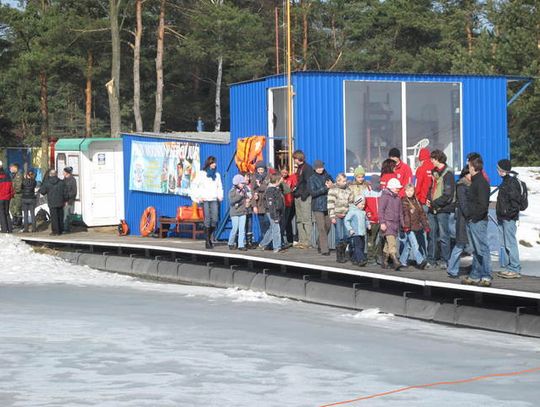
[418,148,431,161]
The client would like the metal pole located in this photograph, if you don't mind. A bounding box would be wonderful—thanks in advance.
[286,0,293,171]
[275,7,280,74]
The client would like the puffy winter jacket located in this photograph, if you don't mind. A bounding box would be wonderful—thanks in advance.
[189,171,224,203]
[282,173,297,208]
[21,178,37,200]
[327,185,353,219]
[402,196,429,232]
[228,186,249,217]
[0,171,14,201]
[308,171,334,212]
[344,205,369,236]
[39,176,66,208]
[378,189,404,237]
[496,173,521,221]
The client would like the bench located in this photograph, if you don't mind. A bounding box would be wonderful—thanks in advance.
[158,217,205,240]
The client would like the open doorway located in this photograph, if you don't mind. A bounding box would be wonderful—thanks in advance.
[268,87,291,171]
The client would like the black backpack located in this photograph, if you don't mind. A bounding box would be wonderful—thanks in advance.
[516,177,528,211]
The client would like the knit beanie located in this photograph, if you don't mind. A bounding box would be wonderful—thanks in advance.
[353,166,366,176]
[313,160,325,169]
[388,148,401,159]
[497,159,511,172]
[232,174,245,186]
[418,147,431,161]
[255,161,266,170]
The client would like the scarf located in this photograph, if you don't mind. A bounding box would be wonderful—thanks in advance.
[205,167,217,181]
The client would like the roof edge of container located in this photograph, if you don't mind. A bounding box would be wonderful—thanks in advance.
[229,70,533,87]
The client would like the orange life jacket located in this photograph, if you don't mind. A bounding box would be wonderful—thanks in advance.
[235,136,266,174]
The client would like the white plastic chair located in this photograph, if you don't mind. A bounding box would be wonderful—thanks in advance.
[407,138,430,172]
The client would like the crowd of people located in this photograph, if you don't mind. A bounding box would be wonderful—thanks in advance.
[190,148,526,287]
[0,160,78,236]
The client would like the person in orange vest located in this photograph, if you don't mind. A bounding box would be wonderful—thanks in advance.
[388,148,412,197]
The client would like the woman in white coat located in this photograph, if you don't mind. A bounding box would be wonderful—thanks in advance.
[190,156,223,248]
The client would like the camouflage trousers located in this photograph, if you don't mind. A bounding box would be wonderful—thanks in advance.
[10,194,22,217]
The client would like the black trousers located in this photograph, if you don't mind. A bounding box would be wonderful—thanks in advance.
[351,235,367,263]
[0,200,12,233]
[49,206,64,235]
[280,206,295,243]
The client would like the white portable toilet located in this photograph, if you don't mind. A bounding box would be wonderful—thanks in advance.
[54,138,124,227]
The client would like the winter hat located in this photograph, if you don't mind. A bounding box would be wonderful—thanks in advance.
[313,160,325,170]
[255,161,266,170]
[353,165,366,176]
[388,148,401,159]
[354,195,364,205]
[497,159,511,172]
[64,166,73,174]
[232,174,245,186]
[418,147,431,161]
[387,178,402,190]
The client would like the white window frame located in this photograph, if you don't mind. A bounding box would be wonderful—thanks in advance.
[343,80,463,176]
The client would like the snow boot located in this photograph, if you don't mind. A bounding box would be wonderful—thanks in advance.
[246,233,256,249]
[390,254,402,271]
[381,254,389,269]
[336,242,348,263]
[205,227,214,249]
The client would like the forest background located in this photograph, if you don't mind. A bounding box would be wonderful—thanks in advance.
[0,0,538,165]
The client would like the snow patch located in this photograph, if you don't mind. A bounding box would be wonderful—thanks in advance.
[341,308,394,321]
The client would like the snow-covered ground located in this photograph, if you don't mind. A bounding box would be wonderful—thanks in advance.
[1,234,540,406]
[510,167,540,262]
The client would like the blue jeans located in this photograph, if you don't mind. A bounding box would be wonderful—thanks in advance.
[498,220,521,274]
[400,231,425,266]
[467,220,492,280]
[350,235,366,263]
[260,214,281,250]
[203,200,219,228]
[334,217,346,245]
[228,215,246,248]
[428,212,451,264]
[258,213,270,241]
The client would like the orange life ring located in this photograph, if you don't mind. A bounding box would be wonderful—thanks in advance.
[140,206,156,237]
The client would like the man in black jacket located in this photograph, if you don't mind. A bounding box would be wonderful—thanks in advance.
[39,169,66,236]
[293,150,314,249]
[259,173,285,253]
[495,159,522,279]
[463,156,492,286]
[63,166,77,233]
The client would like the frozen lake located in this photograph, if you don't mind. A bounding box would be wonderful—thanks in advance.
[1,235,540,406]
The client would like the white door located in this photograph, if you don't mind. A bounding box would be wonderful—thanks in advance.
[88,146,119,226]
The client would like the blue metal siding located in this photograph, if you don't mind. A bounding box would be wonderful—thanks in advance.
[122,134,236,236]
[230,71,509,184]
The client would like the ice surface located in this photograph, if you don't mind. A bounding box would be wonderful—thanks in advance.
[1,236,539,406]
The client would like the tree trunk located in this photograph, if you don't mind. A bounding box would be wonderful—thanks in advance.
[214,55,223,132]
[107,0,122,138]
[153,0,165,133]
[85,50,93,138]
[39,70,49,173]
[301,0,309,71]
[133,0,143,132]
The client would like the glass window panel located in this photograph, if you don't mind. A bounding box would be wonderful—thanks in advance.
[406,83,461,172]
[345,81,402,174]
